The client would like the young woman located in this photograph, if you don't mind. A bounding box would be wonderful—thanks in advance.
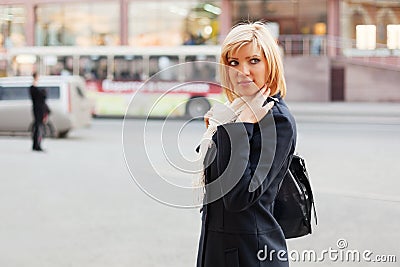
[197,21,297,267]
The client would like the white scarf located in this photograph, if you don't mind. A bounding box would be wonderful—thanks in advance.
[197,92,277,186]
[199,98,245,158]
[197,97,247,186]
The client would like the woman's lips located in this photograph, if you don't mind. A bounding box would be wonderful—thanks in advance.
[238,80,253,85]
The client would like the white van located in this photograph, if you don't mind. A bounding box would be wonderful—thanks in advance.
[0,75,92,138]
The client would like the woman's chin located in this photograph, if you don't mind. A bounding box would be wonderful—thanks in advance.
[235,85,259,96]
[236,91,258,98]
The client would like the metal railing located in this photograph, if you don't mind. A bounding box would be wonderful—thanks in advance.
[278,34,328,56]
[279,34,400,70]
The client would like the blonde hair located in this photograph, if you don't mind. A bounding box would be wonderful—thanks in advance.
[220,21,286,102]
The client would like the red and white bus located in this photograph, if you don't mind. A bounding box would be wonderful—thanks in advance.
[4,45,225,118]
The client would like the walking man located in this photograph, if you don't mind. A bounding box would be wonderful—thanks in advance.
[29,72,48,151]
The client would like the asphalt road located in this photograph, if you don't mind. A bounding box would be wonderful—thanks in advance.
[0,117,399,266]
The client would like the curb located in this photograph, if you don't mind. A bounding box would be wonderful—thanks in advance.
[288,102,400,124]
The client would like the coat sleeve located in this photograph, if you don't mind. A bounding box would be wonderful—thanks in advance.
[216,110,295,212]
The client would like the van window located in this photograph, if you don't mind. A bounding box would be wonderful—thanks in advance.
[0,86,60,100]
[0,86,30,100]
[43,87,60,99]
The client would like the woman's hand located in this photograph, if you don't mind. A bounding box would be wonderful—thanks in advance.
[236,87,274,123]
[206,100,241,126]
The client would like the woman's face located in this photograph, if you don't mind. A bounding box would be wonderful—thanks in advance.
[227,42,267,97]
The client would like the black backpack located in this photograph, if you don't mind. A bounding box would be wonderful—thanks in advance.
[273,154,317,239]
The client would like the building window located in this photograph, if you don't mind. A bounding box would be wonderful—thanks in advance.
[387,24,400,49]
[231,0,327,35]
[35,1,120,46]
[356,25,376,50]
[341,0,400,51]
[128,1,221,46]
[0,5,26,48]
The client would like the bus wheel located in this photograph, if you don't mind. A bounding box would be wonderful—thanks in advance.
[185,97,211,118]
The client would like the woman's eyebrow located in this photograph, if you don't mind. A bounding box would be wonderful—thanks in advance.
[228,54,260,60]
[245,54,261,59]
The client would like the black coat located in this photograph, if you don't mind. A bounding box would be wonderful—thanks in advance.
[197,96,297,267]
[29,85,47,121]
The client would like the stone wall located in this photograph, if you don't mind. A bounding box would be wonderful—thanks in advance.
[343,60,400,102]
[284,56,330,102]
[283,56,400,102]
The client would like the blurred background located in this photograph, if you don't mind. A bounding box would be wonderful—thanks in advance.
[0,0,399,119]
[0,1,400,266]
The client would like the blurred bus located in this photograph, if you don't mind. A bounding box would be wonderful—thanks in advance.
[5,46,224,118]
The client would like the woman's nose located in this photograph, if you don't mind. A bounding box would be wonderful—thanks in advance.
[239,63,250,76]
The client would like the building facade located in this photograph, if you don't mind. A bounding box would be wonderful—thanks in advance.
[1,0,400,101]
[1,0,330,48]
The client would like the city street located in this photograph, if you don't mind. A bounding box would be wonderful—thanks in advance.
[0,115,399,266]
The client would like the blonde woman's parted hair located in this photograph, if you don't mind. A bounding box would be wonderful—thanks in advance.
[220,21,287,102]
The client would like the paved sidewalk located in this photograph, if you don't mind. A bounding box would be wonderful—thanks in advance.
[288,102,400,124]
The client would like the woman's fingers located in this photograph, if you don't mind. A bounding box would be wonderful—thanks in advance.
[237,97,274,123]
[251,87,270,107]
[230,97,245,110]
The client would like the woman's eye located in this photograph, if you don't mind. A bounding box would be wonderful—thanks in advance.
[228,60,238,66]
[250,58,260,64]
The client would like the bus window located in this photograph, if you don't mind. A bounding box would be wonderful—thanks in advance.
[44,56,73,76]
[114,55,144,80]
[12,54,38,76]
[184,55,216,82]
[79,55,107,81]
[149,55,179,81]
